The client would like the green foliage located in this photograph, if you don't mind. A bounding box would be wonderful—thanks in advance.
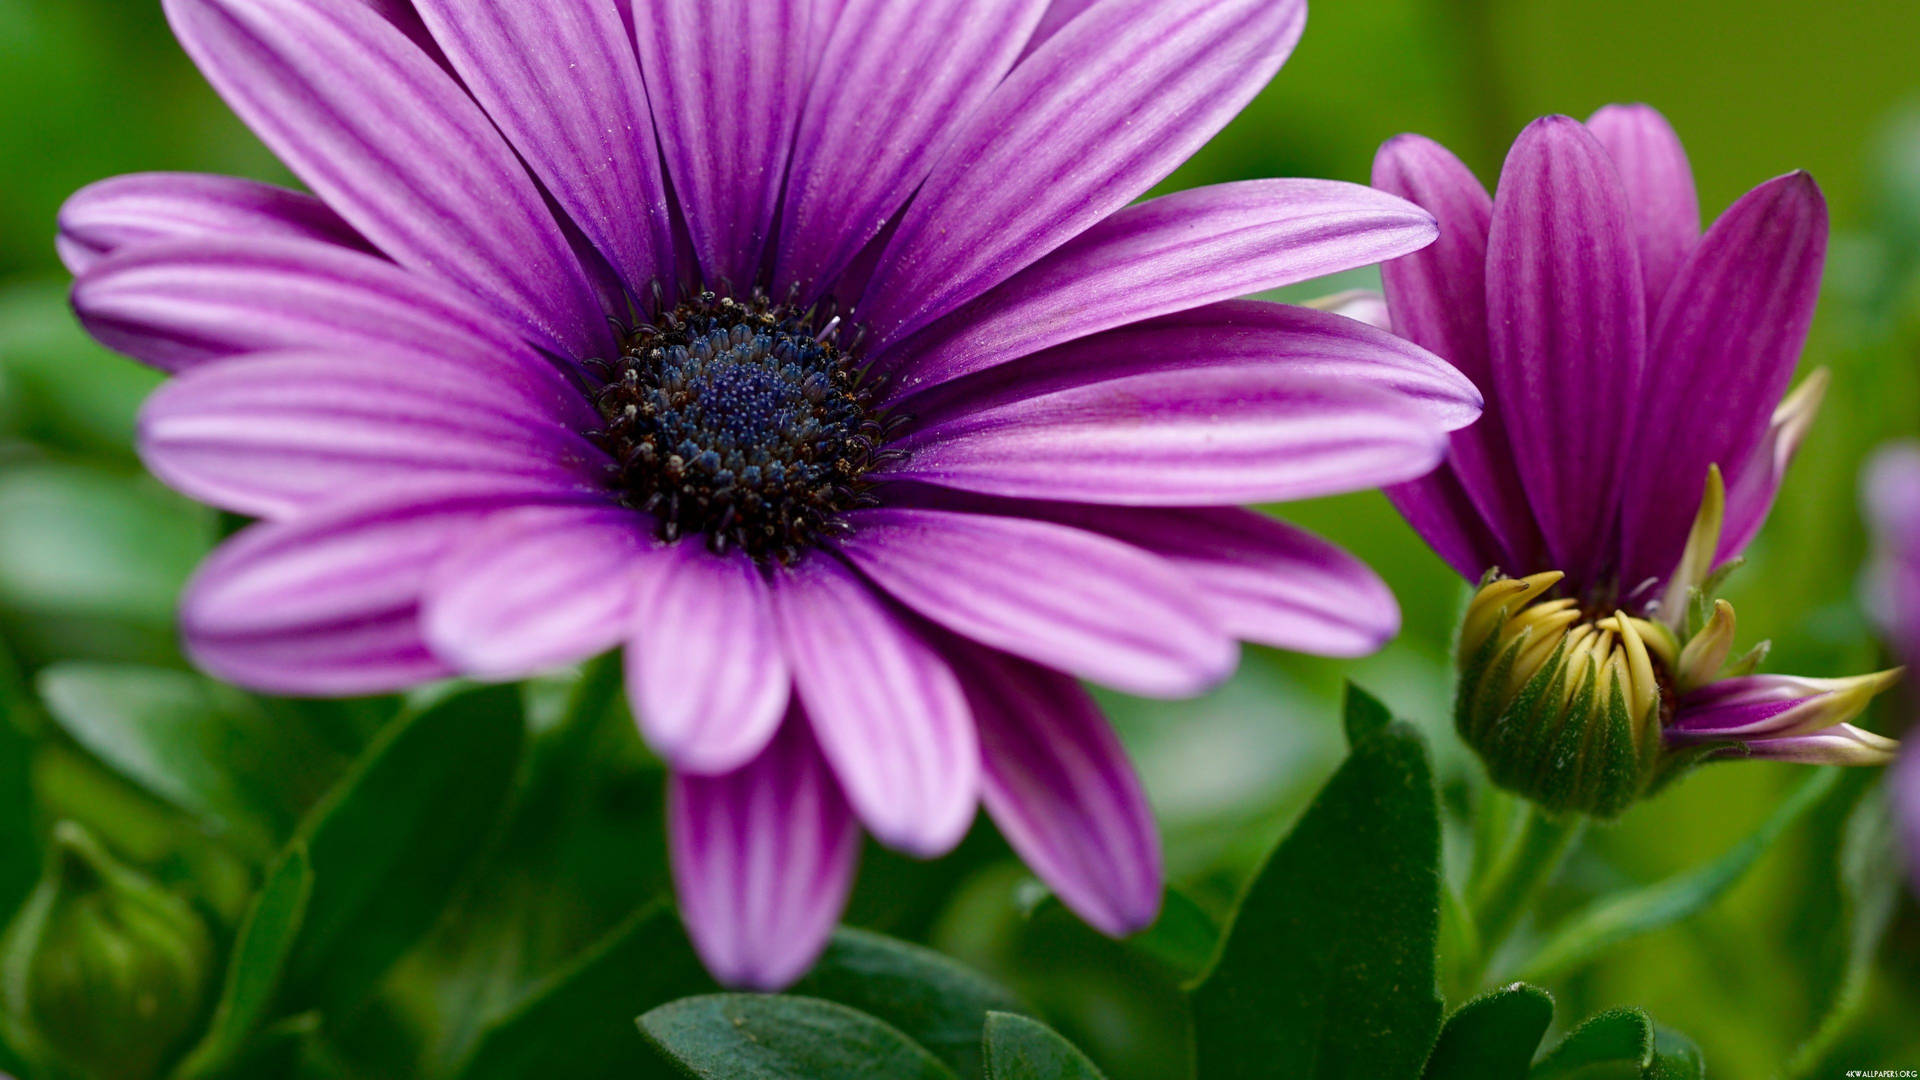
[982,1013,1109,1080]
[1189,686,1443,1079]
[177,846,312,1078]
[638,995,959,1080]
[279,686,524,1014]
[1422,984,1554,1080]
[792,929,1024,1078]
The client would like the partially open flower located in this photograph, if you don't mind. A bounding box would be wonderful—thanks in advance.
[1372,106,1899,816]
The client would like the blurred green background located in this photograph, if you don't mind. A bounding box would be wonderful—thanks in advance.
[2,0,1918,1077]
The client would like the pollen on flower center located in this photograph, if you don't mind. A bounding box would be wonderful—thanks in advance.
[590,290,901,562]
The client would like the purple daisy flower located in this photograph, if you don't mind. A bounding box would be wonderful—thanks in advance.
[59,0,1479,987]
[1359,105,1898,816]
[1864,446,1920,891]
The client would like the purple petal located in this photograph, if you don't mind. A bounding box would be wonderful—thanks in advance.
[1023,0,1101,56]
[833,507,1236,698]
[1000,501,1401,658]
[1721,369,1826,563]
[669,715,860,991]
[1373,134,1545,577]
[1864,444,1920,661]
[881,180,1441,398]
[1729,727,1901,766]
[633,0,812,289]
[1617,172,1827,587]
[139,349,607,519]
[884,353,1451,508]
[900,300,1481,432]
[629,543,791,775]
[57,173,369,276]
[774,0,1048,298]
[944,639,1162,937]
[857,0,1306,348]
[422,503,652,680]
[773,555,978,856]
[1485,116,1647,584]
[181,479,587,695]
[164,0,610,359]
[1586,104,1700,314]
[71,239,592,417]
[411,0,672,295]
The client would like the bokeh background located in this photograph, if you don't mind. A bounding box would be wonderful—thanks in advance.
[2,0,1918,1076]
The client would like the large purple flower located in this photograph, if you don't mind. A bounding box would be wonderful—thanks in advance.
[1364,106,1898,816]
[59,0,1478,987]
[1864,446,1920,892]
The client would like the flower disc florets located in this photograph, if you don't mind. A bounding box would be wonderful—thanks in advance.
[592,291,900,562]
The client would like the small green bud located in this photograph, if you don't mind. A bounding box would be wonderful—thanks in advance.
[1455,572,1671,818]
[1,822,215,1080]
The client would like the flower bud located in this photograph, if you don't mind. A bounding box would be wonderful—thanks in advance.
[1456,571,1672,818]
[0,822,215,1080]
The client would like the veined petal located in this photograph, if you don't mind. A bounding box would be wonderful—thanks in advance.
[70,239,577,411]
[1373,134,1545,575]
[881,180,1441,398]
[164,0,611,359]
[669,715,860,991]
[775,0,1048,298]
[857,0,1306,348]
[422,503,653,680]
[884,364,1449,507]
[57,173,368,276]
[412,0,672,294]
[139,349,608,519]
[181,479,590,695]
[834,507,1236,698]
[945,639,1162,937]
[1619,172,1827,586]
[633,0,813,289]
[894,488,1402,658]
[629,543,791,776]
[1730,726,1900,766]
[1721,368,1828,563]
[774,555,978,857]
[1486,115,1647,584]
[1586,104,1700,312]
[899,300,1481,431]
[1023,0,1100,56]
[1671,670,1902,740]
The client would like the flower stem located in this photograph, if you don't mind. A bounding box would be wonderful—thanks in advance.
[1469,806,1584,979]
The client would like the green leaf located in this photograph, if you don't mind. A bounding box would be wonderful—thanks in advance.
[1342,681,1394,746]
[793,928,1023,1078]
[1189,710,1443,1080]
[0,462,211,667]
[281,684,525,1011]
[639,995,960,1080]
[1530,1008,1652,1080]
[0,281,161,462]
[982,1013,1108,1080]
[448,901,710,1080]
[1518,767,1839,982]
[175,845,314,1078]
[1422,984,1553,1080]
[0,639,36,914]
[1645,1027,1705,1080]
[38,663,350,857]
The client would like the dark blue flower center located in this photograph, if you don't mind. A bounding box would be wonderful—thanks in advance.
[592,291,897,562]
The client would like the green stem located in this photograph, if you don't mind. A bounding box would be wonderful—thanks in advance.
[1470,807,1584,980]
